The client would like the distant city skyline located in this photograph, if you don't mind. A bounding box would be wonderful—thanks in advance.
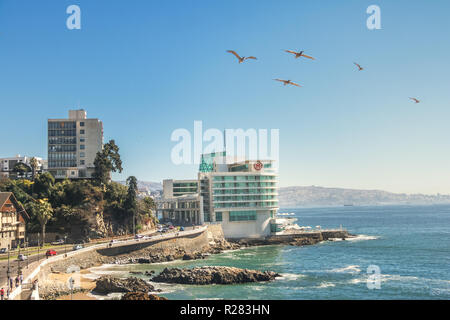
[1,0,449,195]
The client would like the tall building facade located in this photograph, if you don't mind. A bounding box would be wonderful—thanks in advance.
[47,109,103,179]
[157,152,279,239]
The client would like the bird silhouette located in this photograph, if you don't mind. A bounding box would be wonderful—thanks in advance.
[273,79,302,87]
[354,62,364,71]
[409,97,420,103]
[226,50,257,63]
[284,50,315,60]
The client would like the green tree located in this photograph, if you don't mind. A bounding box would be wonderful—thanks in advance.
[29,157,39,180]
[31,199,54,245]
[93,140,123,186]
[33,172,55,199]
[125,176,138,234]
[13,162,31,177]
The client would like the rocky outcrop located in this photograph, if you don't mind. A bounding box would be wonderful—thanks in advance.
[121,292,168,300]
[93,276,154,294]
[289,237,321,246]
[152,266,280,285]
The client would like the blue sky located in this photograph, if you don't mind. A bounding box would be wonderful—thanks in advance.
[1,0,449,194]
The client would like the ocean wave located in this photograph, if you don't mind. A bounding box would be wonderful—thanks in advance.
[345,235,379,242]
[276,273,305,281]
[315,282,336,289]
[328,265,362,274]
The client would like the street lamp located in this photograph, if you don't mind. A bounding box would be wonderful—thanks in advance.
[37,232,40,262]
[6,244,11,289]
[64,235,68,257]
[26,238,29,269]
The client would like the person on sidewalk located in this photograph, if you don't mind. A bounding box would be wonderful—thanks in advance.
[19,274,23,284]
[9,277,13,289]
[15,276,19,288]
[0,288,4,300]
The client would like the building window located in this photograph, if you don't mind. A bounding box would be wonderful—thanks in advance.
[80,138,85,142]
[80,145,85,150]
[216,212,222,222]
[80,122,85,127]
[80,152,85,158]
[80,160,85,165]
[80,130,85,134]
[229,211,257,222]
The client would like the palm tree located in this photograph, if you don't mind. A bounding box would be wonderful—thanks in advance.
[32,199,54,246]
[29,157,38,180]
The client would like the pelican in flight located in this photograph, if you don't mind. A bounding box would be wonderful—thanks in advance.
[226,50,257,63]
[273,79,302,87]
[354,62,364,71]
[409,97,420,103]
[284,50,315,60]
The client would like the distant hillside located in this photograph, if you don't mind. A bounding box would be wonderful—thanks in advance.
[117,180,162,193]
[279,186,450,207]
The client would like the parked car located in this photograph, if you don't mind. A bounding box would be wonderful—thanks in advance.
[169,225,175,230]
[18,254,28,261]
[46,249,57,257]
[180,226,185,231]
[73,244,84,250]
[135,234,143,239]
[51,239,65,245]
[0,248,7,254]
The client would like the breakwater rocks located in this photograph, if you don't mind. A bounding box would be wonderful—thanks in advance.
[151,266,280,285]
[93,276,155,294]
[121,292,168,300]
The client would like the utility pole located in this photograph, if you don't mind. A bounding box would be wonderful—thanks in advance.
[6,244,11,289]
[26,238,29,269]
[37,232,40,262]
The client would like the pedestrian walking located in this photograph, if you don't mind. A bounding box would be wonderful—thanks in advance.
[0,288,4,300]
[15,276,19,288]
[19,274,23,284]
[9,277,13,288]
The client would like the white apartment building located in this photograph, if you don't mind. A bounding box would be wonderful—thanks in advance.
[47,109,103,179]
[157,152,279,239]
[0,155,47,179]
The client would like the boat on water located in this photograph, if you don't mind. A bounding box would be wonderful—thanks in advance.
[343,204,354,207]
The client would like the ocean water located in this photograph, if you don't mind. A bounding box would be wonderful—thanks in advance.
[88,205,450,300]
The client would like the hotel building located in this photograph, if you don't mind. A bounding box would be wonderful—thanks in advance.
[47,109,103,179]
[157,152,279,239]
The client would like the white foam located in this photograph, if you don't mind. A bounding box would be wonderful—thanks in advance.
[329,265,361,274]
[276,273,305,281]
[315,282,336,288]
[345,235,379,242]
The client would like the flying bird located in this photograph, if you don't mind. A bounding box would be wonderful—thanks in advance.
[273,79,302,87]
[409,97,420,103]
[354,62,364,71]
[284,50,315,60]
[226,50,257,63]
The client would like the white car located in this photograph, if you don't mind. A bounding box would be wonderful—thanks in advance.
[18,254,28,261]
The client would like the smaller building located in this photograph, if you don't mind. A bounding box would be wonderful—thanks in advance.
[0,192,29,249]
[0,155,47,179]
[157,193,204,226]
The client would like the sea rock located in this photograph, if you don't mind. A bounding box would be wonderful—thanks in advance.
[151,266,280,285]
[93,276,154,294]
[121,292,168,300]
